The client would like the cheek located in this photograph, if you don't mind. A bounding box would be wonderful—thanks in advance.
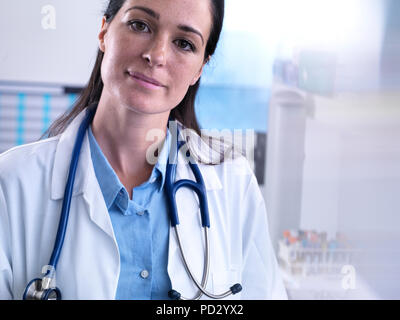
[166,66,194,106]
[101,36,136,81]
[165,56,204,108]
[101,49,120,84]
[169,59,201,92]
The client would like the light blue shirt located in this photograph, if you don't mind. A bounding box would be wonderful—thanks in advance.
[88,125,172,300]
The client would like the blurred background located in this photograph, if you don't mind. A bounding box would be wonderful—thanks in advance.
[0,0,399,299]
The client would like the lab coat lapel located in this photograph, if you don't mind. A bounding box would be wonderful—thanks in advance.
[77,160,120,298]
[50,110,116,241]
[57,174,120,298]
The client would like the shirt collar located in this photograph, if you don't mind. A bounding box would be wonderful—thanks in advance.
[88,125,126,211]
[154,127,171,192]
[87,125,171,211]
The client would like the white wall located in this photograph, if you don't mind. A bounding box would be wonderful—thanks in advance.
[0,0,105,86]
[300,92,400,229]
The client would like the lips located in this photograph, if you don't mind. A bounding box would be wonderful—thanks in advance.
[128,71,165,87]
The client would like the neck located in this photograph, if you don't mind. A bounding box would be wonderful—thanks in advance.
[91,98,169,193]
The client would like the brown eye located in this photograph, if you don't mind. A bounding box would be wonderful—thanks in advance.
[174,39,195,52]
[128,21,150,33]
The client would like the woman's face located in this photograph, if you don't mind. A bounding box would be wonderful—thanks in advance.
[98,0,212,115]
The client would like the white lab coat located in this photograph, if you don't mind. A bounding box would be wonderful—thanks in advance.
[0,109,287,300]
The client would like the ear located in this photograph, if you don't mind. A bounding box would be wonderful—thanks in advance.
[190,55,211,86]
[98,16,108,53]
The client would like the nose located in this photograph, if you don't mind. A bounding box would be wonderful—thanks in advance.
[142,36,167,67]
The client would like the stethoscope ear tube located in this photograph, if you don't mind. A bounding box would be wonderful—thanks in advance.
[188,161,210,228]
[170,226,242,300]
[165,129,210,228]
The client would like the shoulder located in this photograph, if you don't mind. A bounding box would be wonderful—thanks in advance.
[203,153,262,204]
[212,154,255,184]
[0,136,60,180]
[180,123,259,194]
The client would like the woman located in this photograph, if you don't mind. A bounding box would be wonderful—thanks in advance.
[0,0,287,299]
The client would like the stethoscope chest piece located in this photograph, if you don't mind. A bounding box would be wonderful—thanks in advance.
[23,278,62,300]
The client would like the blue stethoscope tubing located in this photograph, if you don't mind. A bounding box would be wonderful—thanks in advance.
[23,105,242,300]
[165,140,210,229]
[51,106,97,269]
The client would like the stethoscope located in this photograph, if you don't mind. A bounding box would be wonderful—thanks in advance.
[23,104,242,300]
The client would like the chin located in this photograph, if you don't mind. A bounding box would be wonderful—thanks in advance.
[122,97,168,116]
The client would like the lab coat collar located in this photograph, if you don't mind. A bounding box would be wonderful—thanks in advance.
[51,109,119,254]
[51,109,222,201]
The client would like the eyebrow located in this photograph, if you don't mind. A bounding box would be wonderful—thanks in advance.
[178,24,204,45]
[125,6,204,45]
[125,6,160,20]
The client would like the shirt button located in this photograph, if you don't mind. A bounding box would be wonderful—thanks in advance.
[137,210,145,216]
[140,270,149,279]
